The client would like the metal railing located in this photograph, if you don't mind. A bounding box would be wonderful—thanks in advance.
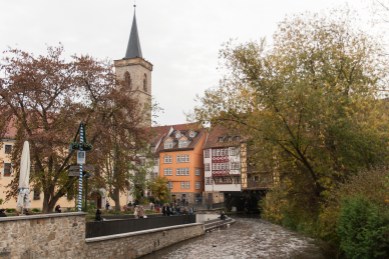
[86,214,196,238]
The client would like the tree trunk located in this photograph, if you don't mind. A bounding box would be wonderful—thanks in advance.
[112,187,121,211]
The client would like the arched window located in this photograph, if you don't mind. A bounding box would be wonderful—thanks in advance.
[143,73,147,92]
[124,71,132,89]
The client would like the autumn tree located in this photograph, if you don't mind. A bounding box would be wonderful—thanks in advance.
[148,176,171,204]
[0,45,148,212]
[194,10,389,228]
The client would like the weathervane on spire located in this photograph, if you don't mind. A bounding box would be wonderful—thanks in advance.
[133,0,136,8]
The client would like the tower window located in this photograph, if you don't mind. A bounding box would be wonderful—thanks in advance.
[143,73,147,92]
[124,71,132,89]
[4,145,12,154]
[4,163,11,176]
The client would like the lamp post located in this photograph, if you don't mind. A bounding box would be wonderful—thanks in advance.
[70,122,92,212]
[77,123,85,212]
[83,172,91,211]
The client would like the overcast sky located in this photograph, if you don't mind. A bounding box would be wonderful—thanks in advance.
[1,0,381,126]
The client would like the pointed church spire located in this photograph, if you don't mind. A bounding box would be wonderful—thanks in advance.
[125,4,143,59]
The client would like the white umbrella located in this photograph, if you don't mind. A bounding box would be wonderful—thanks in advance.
[16,141,31,214]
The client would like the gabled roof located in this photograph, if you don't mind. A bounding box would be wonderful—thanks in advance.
[151,122,204,153]
[149,125,172,149]
[124,8,143,59]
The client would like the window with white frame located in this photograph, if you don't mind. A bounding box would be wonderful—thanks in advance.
[163,155,172,164]
[167,181,173,189]
[176,154,189,163]
[204,163,210,171]
[205,177,213,185]
[204,149,210,158]
[232,176,241,184]
[195,168,201,176]
[212,163,229,170]
[163,168,173,176]
[229,147,239,156]
[214,177,232,184]
[230,162,240,170]
[212,148,228,157]
[176,168,190,176]
[164,139,174,149]
[195,181,201,189]
[180,181,190,189]
[178,139,190,148]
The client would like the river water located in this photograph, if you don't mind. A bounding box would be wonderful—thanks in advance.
[141,217,328,259]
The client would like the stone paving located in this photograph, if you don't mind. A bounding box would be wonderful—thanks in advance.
[141,217,327,259]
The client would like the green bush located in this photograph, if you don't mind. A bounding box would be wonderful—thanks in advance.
[319,168,389,244]
[337,196,389,259]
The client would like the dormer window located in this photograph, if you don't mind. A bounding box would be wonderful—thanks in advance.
[175,131,182,138]
[218,136,224,142]
[188,130,197,138]
[164,138,174,149]
[178,137,190,148]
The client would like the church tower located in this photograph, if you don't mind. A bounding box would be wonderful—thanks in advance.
[114,5,153,126]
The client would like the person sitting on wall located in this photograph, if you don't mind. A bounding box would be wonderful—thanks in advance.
[219,211,227,220]
[0,209,6,217]
[95,209,102,221]
[162,204,167,216]
[138,205,145,218]
[55,205,62,213]
[134,205,140,219]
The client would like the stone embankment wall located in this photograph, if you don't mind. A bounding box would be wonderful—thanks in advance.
[0,212,86,258]
[0,213,204,259]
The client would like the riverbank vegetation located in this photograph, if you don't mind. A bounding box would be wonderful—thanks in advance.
[193,8,389,258]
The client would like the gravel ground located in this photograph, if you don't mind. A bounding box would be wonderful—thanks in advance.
[141,217,327,259]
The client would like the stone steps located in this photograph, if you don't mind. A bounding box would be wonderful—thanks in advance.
[204,217,235,232]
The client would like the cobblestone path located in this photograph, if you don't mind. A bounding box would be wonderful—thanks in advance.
[141,217,327,259]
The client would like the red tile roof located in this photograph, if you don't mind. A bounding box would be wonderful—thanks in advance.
[151,122,205,153]
[203,125,244,149]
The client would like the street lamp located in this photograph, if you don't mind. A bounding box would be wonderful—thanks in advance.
[69,122,92,212]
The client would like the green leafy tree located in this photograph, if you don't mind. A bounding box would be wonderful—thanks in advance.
[194,10,389,229]
[128,160,150,204]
